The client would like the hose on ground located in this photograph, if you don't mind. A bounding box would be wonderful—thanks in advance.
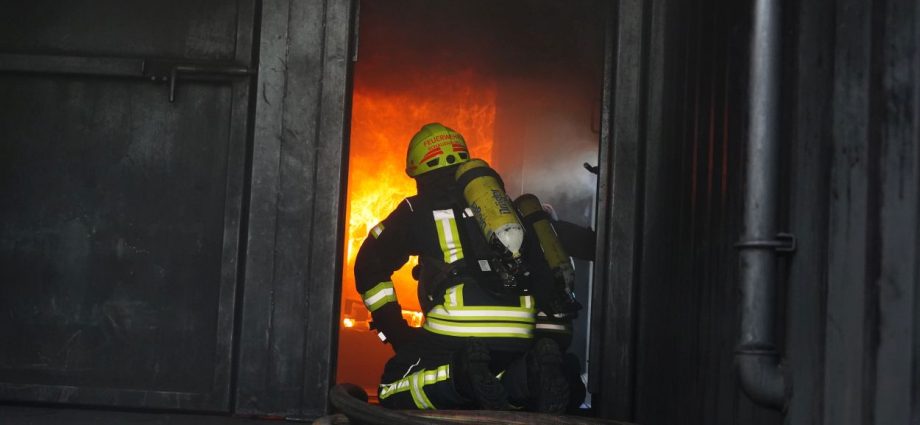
[327,383,455,425]
[324,383,633,425]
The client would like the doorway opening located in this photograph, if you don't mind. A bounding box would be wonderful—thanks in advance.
[336,0,607,404]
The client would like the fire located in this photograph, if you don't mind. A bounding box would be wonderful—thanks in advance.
[336,70,496,397]
[342,72,496,315]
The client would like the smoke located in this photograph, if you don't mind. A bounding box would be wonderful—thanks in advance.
[355,0,607,225]
[491,73,603,227]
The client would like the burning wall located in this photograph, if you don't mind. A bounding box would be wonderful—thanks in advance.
[342,77,496,317]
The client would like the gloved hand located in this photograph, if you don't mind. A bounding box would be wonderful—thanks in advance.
[371,304,421,351]
[387,325,421,352]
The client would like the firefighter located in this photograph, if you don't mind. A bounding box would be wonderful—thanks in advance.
[515,195,596,412]
[354,123,570,412]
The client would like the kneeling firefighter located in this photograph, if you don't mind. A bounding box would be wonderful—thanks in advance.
[516,193,590,411]
[354,123,578,412]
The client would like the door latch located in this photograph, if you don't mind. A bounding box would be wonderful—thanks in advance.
[141,60,253,102]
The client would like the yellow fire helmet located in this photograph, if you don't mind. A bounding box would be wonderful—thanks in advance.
[406,123,470,177]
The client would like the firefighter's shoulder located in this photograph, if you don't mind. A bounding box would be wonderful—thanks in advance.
[368,197,416,239]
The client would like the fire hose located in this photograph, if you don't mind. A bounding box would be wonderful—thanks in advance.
[314,383,634,425]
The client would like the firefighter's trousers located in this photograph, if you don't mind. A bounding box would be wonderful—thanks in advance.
[377,330,531,410]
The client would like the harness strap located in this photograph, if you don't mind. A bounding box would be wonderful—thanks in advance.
[521,209,553,227]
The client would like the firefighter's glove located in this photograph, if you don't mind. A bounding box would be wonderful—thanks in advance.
[371,304,420,351]
[387,325,421,352]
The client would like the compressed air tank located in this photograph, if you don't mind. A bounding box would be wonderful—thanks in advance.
[516,193,581,315]
[455,159,524,258]
[515,194,576,290]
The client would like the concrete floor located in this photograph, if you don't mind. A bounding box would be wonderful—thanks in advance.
[0,405,301,425]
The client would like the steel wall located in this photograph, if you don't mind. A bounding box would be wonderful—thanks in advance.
[235,0,354,418]
[591,0,779,422]
[593,0,920,423]
[0,0,257,411]
[0,0,356,418]
[808,0,920,423]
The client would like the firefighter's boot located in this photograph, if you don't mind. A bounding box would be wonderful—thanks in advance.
[527,338,570,413]
[453,339,510,410]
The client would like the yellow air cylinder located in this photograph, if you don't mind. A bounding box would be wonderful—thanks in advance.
[455,159,524,258]
[515,194,576,291]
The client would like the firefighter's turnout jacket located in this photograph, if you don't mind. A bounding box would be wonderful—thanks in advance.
[354,177,543,409]
[354,188,538,353]
[355,162,577,409]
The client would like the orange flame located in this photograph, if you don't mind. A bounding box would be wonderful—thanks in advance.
[343,72,496,314]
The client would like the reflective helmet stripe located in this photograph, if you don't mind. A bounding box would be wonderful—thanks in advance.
[420,147,444,163]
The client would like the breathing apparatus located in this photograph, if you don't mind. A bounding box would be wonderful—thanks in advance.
[406,124,578,310]
[454,159,530,295]
[515,194,582,316]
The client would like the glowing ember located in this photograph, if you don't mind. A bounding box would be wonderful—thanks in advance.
[342,73,496,315]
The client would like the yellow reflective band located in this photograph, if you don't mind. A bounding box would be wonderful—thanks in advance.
[426,364,451,383]
[362,281,397,312]
[409,373,424,409]
[378,377,411,399]
[411,372,434,409]
[370,223,385,239]
[424,317,534,338]
[427,305,536,323]
[378,364,450,405]
[520,295,534,309]
[444,284,464,307]
[433,209,464,263]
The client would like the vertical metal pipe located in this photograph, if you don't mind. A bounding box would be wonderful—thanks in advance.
[736,0,786,410]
